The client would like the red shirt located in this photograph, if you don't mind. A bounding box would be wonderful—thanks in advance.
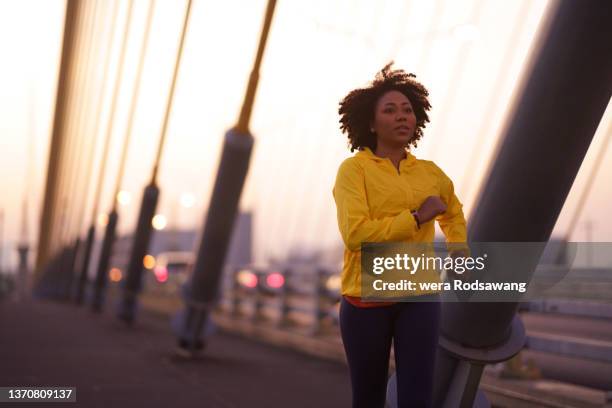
[343,295,396,308]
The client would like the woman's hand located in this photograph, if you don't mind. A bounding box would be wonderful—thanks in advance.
[415,196,447,224]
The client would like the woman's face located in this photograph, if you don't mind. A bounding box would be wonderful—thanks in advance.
[371,90,417,149]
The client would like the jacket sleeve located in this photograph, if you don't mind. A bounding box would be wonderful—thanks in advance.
[333,159,418,251]
[432,163,468,244]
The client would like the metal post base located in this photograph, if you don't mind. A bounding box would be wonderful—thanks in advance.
[117,291,139,324]
[386,315,524,407]
[173,300,215,358]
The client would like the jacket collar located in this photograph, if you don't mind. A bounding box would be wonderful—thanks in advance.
[356,147,417,167]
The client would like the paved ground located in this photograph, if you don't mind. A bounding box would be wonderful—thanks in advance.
[0,298,351,407]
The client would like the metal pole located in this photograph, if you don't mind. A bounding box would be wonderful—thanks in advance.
[0,210,4,273]
[99,0,155,317]
[75,0,121,305]
[176,0,277,354]
[18,198,30,300]
[18,83,39,299]
[34,0,82,288]
[74,224,95,304]
[45,0,90,298]
[111,0,156,212]
[17,245,29,301]
[117,0,192,323]
[60,0,101,300]
[67,0,110,296]
[91,0,135,312]
[52,0,91,256]
[431,1,612,406]
[91,210,118,312]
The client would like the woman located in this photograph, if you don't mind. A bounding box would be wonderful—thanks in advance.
[333,63,467,407]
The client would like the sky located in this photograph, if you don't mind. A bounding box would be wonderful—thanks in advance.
[0,0,611,271]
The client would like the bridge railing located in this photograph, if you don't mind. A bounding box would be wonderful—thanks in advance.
[216,265,341,335]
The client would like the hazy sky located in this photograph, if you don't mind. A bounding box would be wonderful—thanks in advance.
[1,0,611,270]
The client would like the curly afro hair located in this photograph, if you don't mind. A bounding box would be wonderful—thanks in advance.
[338,62,431,152]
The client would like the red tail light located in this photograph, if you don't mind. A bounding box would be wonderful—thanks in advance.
[266,272,284,289]
[237,270,258,288]
[154,266,168,283]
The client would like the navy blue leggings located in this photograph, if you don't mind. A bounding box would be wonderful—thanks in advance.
[339,295,441,408]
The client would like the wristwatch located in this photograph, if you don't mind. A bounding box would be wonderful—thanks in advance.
[411,210,421,229]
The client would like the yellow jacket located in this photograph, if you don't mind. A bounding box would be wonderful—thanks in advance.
[333,147,467,297]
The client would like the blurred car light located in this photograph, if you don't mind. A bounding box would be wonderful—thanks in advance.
[266,272,284,289]
[109,268,122,282]
[154,266,168,283]
[237,269,258,288]
[143,254,155,269]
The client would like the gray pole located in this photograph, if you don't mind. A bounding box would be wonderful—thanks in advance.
[75,0,121,305]
[65,0,108,301]
[17,245,29,301]
[61,0,101,301]
[117,0,192,323]
[90,0,135,312]
[175,0,277,354]
[428,1,612,407]
[93,0,155,317]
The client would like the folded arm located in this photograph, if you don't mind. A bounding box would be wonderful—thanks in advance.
[333,159,418,251]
